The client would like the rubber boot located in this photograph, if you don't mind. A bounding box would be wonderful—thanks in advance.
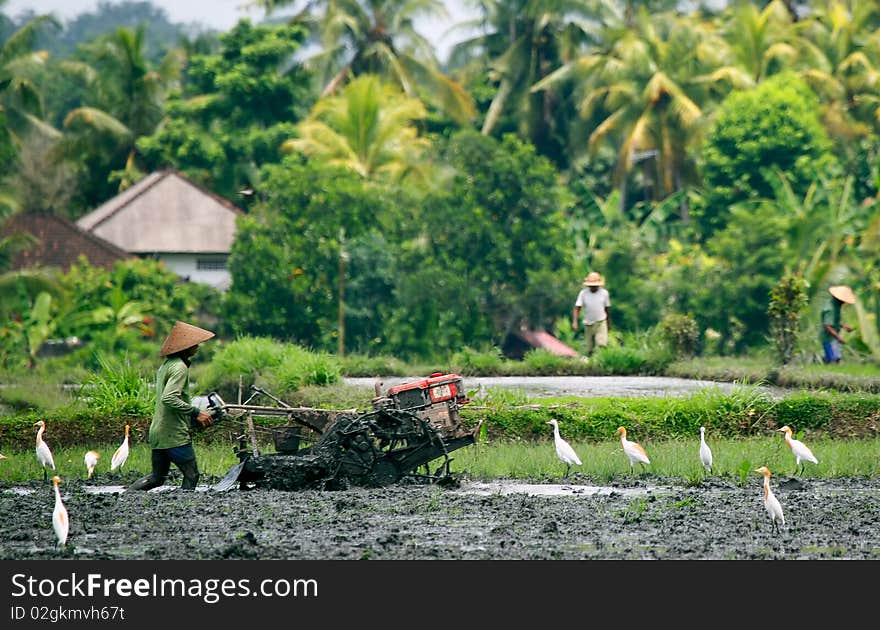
[127,474,162,491]
[178,459,200,490]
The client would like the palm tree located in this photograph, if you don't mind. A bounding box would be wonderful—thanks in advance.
[59,26,183,199]
[448,0,599,162]
[718,0,798,83]
[534,10,713,214]
[793,0,880,138]
[282,73,431,182]
[0,9,61,167]
[250,0,475,124]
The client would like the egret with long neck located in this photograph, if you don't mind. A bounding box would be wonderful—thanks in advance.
[615,426,650,474]
[754,466,785,534]
[776,425,818,476]
[34,421,55,482]
[547,419,582,479]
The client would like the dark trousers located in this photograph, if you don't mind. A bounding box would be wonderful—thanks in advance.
[128,443,200,491]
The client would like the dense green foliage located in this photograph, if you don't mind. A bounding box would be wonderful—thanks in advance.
[2,1,880,367]
[697,72,837,238]
[137,19,313,199]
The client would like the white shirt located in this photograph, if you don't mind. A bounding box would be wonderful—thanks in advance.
[575,287,610,325]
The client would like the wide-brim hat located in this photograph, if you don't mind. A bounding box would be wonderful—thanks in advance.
[582,271,604,287]
[829,285,856,304]
[159,321,215,356]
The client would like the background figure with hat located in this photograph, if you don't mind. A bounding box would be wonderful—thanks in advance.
[128,321,216,491]
[573,271,611,359]
[821,285,856,364]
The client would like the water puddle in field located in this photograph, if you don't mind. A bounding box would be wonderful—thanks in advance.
[458,481,661,497]
[80,485,214,494]
[5,485,214,495]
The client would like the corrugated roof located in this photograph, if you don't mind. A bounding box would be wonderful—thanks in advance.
[3,211,131,271]
[76,170,243,254]
[517,330,579,357]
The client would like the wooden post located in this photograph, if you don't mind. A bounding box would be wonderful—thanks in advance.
[246,412,259,457]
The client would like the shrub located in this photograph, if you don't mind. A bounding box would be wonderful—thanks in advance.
[768,271,809,365]
[77,353,154,418]
[591,346,649,375]
[268,347,342,392]
[658,313,700,358]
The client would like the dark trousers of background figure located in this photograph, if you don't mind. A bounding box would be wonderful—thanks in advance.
[128,443,200,490]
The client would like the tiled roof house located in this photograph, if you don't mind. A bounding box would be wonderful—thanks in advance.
[3,211,131,271]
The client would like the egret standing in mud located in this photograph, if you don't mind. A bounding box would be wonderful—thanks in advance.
[34,420,56,482]
[111,424,130,473]
[615,426,650,474]
[776,425,818,476]
[753,466,785,534]
[52,475,69,548]
[699,426,713,472]
[547,419,582,479]
[84,450,99,479]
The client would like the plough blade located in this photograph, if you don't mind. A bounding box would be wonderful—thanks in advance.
[211,460,246,492]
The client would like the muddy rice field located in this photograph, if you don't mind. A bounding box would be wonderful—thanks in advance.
[2,471,879,560]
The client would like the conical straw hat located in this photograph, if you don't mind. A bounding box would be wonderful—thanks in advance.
[828,285,856,304]
[159,321,215,356]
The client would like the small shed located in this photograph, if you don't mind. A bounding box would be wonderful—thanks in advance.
[502,329,579,360]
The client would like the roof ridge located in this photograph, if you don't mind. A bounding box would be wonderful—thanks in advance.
[81,171,170,232]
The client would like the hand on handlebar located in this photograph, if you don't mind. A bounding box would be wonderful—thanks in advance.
[196,411,214,428]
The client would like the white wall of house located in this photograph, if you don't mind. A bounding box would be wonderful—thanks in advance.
[152,253,231,290]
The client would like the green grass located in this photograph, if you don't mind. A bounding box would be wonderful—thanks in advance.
[449,436,880,482]
[0,442,243,484]
[2,434,877,485]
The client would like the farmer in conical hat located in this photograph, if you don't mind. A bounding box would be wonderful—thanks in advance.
[821,285,856,364]
[128,321,216,491]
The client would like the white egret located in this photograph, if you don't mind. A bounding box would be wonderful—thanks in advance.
[84,450,100,479]
[753,466,785,534]
[52,475,69,548]
[0,452,6,460]
[615,426,651,473]
[776,425,818,475]
[547,419,582,479]
[699,426,713,472]
[110,425,130,472]
[34,420,56,482]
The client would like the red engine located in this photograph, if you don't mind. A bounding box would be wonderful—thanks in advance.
[372,372,471,438]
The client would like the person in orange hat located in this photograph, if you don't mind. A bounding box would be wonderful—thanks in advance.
[820,285,855,364]
[128,321,216,491]
[573,271,611,358]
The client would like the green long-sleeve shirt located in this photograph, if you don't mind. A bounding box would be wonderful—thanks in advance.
[149,357,199,449]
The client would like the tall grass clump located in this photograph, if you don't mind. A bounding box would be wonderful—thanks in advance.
[341,353,409,377]
[77,353,154,417]
[591,345,649,375]
[522,349,576,375]
[450,346,505,375]
[268,346,342,392]
[677,382,777,436]
[203,336,286,380]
